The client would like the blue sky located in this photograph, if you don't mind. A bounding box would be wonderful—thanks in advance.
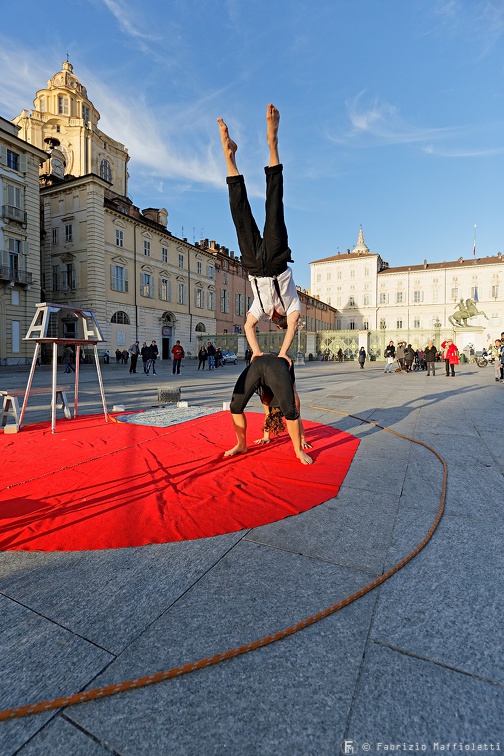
[2,0,504,291]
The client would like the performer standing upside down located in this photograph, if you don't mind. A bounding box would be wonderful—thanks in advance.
[217,104,301,363]
[225,355,313,465]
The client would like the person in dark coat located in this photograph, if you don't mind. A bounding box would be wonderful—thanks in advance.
[403,344,415,372]
[425,341,437,376]
[198,346,208,371]
[140,342,149,373]
[146,340,159,375]
[358,347,366,369]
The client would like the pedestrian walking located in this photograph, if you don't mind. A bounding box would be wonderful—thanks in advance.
[62,344,75,373]
[171,340,185,375]
[384,341,396,373]
[146,340,159,375]
[207,342,216,370]
[140,342,149,374]
[358,347,366,369]
[198,346,208,371]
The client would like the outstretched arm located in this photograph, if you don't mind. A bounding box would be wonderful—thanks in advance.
[277,310,300,365]
[244,313,263,359]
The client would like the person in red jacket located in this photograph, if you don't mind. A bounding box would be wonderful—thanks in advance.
[171,340,185,375]
[441,339,459,377]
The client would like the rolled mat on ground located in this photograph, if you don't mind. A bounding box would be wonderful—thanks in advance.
[0,412,359,551]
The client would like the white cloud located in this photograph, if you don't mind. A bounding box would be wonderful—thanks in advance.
[100,0,160,41]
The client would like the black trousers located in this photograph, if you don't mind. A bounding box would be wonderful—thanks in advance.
[230,356,299,420]
[227,165,292,277]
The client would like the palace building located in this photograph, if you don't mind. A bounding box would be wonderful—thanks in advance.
[310,226,504,354]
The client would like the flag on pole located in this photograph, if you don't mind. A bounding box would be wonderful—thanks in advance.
[473,225,476,256]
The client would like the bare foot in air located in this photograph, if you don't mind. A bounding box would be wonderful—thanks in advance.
[266,103,280,166]
[217,118,239,176]
[296,450,313,465]
[224,443,248,458]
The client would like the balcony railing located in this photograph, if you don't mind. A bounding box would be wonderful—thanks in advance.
[0,265,32,286]
[2,205,27,224]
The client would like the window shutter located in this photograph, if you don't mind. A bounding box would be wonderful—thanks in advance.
[0,146,6,165]
[124,267,129,292]
[19,155,28,173]
[110,264,116,290]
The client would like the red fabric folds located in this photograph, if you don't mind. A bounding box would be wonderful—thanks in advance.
[0,412,359,551]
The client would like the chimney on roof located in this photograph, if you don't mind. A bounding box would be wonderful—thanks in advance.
[423,259,428,269]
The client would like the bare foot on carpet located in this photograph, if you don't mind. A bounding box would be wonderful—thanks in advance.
[224,443,248,458]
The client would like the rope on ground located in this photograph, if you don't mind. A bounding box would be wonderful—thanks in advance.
[0,406,447,722]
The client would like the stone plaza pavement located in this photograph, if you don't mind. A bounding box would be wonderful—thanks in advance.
[0,357,503,755]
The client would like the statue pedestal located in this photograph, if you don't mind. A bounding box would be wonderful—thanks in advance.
[453,326,487,352]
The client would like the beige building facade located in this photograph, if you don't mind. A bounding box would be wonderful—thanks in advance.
[310,227,504,352]
[13,61,218,360]
[0,117,47,364]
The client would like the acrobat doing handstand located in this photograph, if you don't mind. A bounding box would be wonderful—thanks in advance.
[225,354,313,465]
[217,104,301,363]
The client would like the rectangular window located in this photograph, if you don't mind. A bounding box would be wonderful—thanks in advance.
[220,288,229,313]
[396,292,403,304]
[141,273,154,298]
[6,150,19,171]
[12,320,20,353]
[396,319,403,329]
[380,319,386,329]
[432,290,438,303]
[58,96,69,115]
[197,261,202,275]
[413,291,421,303]
[363,294,369,306]
[52,228,58,245]
[451,287,458,300]
[492,285,499,298]
[178,253,184,268]
[222,271,228,284]
[207,265,214,279]
[143,239,150,257]
[195,288,204,308]
[177,282,187,304]
[379,292,386,304]
[111,264,128,293]
[82,104,90,122]
[246,296,253,312]
[326,271,331,280]
[349,296,355,306]
[208,291,215,310]
[6,183,22,208]
[61,263,76,291]
[364,268,369,277]
[115,229,124,248]
[336,318,341,330]
[363,320,369,330]
[235,293,244,316]
[349,319,355,330]
[162,247,168,263]
[337,271,342,280]
[159,277,171,301]
[52,264,59,291]
[65,223,73,243]
[316,273,321,282]
[414,319,420,328]
[350,270,355,278]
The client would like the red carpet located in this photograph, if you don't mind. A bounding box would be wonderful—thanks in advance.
[0,412,359,551]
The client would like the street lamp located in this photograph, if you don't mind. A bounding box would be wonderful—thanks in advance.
[296,320,306,365]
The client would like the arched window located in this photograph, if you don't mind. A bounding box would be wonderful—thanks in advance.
[111,311,130,324]
[195,322,206,332]
[100,159,112,183]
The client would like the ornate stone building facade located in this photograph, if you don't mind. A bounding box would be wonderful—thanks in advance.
[310,227,504,352]
[0,117,47,364]
[6,59,338,362]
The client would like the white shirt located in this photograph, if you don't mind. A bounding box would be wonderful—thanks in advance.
[247,266,301,321]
